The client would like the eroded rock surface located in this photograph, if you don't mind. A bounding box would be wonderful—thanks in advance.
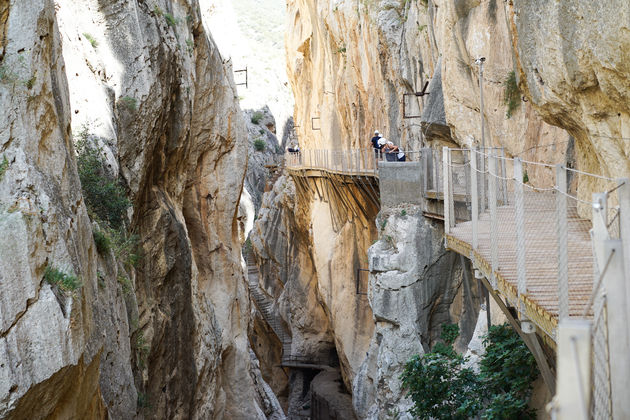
[353,205,481,419]
[1,0,281,418]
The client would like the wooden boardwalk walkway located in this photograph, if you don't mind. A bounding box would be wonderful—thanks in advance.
[446,191,593,345]
[283,146,630,417]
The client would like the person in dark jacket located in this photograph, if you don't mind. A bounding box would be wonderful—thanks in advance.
[371,130,381,149]
[371,130,382,161]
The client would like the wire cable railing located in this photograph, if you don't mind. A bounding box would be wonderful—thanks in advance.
[441,147,629,420]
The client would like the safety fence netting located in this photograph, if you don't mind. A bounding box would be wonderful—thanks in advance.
[443,147,624,419]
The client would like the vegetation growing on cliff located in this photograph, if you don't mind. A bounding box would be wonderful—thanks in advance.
[44,265,81,292]
[401,323,539,419]
[82,32,98,48]
[504,71,521,118]
[76,126,139,268]
[253,138,266,151]
[76,126,130,229]
[0,155,8,181]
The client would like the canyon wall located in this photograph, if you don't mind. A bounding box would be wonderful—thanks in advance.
[0,0,280,418]
[268,0,630,418]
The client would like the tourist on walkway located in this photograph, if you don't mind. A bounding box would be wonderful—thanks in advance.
[383,141,399,161]
[371,130,381,150]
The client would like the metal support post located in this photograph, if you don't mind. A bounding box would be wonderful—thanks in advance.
[489,152,498,289]
[618,179,630,311]
[554,319,592,420]
[514,158,527,316]
[500,148,508,205]
[471,148,479,250]
[592,194,630,418]
[556,165,569,321]
[447,150,455,224]
[434,150,440,195]
[479,149,488,213]
[476,57,487,213]
[474,269,491,329]
[443,147,451,234]
[602,240,630,419]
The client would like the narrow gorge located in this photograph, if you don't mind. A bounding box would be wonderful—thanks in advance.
[1,0,630,419]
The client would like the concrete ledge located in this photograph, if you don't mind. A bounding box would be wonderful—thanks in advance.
[378,162,423,206]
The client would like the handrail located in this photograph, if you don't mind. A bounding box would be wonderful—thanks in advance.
[285,148,422,176]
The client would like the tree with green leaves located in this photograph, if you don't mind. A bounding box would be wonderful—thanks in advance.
[401,323,539,419]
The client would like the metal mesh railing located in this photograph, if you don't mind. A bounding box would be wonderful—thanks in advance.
[442,147,626,419]
[285,148,422,176]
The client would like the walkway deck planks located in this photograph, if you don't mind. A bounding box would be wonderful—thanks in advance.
[446,191,594,346]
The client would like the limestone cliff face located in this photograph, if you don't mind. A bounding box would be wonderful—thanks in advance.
[280,0,613,417]
[0,0,278,418]
[0,1,105,417]
[353,206,481,419]
[508,1,630,194]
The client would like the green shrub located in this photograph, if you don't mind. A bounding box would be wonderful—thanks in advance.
[503,71,521,118]
[401,337,481,419]
[76,126,130,229]
[164,13,178,27]
[153,5,163,16]
[135,330,150,369]
[480,324,539,408]
[401,323,539,420]
[0,155,8,181]
[0,64,19,85]
[118,96,137,111]
[44,265,82,292]
[251,111,263,124]
[94,229,111,254]
[400,209,407,217]
[83,32,98,48]
[24,75,36,89]
[118,274,133,296]
[253,138,266,152]
[523,169,529,184]
[137,391,150,408]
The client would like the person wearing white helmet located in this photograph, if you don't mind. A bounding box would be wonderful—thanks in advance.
[371,130,383,162]
[370,130,381,151]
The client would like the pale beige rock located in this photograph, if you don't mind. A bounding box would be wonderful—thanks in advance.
[352,206,481,419]
[1,0,281,418]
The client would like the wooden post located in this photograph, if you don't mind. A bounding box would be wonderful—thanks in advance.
[443,147,451,234]
[489,152,498,289]
[554,319,591,420]
[556,165,569,321]
[471,148,479,250]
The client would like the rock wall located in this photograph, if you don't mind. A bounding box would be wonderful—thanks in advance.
[352,205,481,419]
[0,0,280,418]
[508,0,630,195]
[250,173,378,414]
[0,1,106,417]
[280,0,623,417]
